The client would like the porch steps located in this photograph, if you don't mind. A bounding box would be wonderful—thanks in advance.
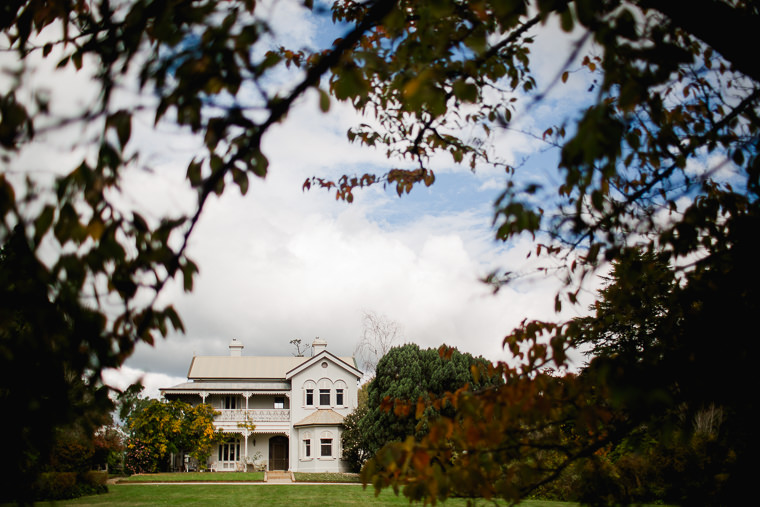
[265,471,293,483]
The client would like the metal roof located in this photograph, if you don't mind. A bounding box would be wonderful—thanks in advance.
[187,355,356,380]
[160,380,291,395]
[293,409,345,427]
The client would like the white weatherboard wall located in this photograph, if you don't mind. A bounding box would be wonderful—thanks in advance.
[161,340,361,472]
[288,353,359,472]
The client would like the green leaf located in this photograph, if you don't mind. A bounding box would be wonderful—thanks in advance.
[108,111,132,149]
[33,205,55,245]
[182,259,199,292]
[186,159,203,187]
[252,151,268,178]
[318,88,331,112]
[231,167,249,195]
[72,51,83,70]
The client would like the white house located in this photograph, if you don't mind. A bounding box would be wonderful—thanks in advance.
[160,338,362,472]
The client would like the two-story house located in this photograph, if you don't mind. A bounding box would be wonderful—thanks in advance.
[160,338,361,472]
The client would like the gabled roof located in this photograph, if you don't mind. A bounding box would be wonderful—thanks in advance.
[285,350,362,380]
[187,354,357,380]
[294,409,345,427]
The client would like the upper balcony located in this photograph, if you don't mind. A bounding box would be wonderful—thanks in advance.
[215,409,290,423]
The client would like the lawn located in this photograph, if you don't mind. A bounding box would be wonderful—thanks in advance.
[116,472,265,483]
[293,472,360,483]
[46,484,580,506]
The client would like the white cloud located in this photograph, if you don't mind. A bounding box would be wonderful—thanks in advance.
[4,6,602,391]
[102,365,186,400]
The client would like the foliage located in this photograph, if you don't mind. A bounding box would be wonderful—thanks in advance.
[125,399,224,473]
[572,249,677,360]
[31,471,108,502]
[183,402,226,468]
[0,0,399,494]
[116,382,152,426]
[298,1,760,503]
[0,226,114,500]
[49,425,97,473]
[342,397,370,472]
[92,425,126,472]
[125,439,158,475]
[363,241,758,504]
[47,419,124,474]
[358,344,500,462]
[3,0,759,504]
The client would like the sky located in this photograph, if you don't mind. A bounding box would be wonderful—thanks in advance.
[2,1,604,399]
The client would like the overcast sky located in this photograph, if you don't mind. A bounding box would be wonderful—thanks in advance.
[3,2,604,399]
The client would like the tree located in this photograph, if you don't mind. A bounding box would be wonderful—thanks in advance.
[364,238,758,504]
[289,338,311,357]
[0,226,114,500]
[573,248,678,360]
[353,311,403,376]
[305,2,759,503]
[125,399,223,473]
[341,384,370,473]
[3,0,759,502]
[115,382,152,427]
[180,403,226,469]
[92,425,125,473]
[1,0,396,495]
[358,344,500,461]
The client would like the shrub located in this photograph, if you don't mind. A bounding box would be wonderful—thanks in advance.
[33,471,108,501]
[125,439,156,474]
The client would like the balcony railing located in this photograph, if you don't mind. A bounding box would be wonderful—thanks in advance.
[216,409,289,423]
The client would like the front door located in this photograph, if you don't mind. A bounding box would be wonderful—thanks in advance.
[269,436,289,470]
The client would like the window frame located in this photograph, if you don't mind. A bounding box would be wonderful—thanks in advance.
[320,438,332,457]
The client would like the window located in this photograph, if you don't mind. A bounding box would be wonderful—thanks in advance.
[218,440,240,462]
[336,389,344,406]
[224,396,237,409]
[320,438,332,457]
[305,439,311,457]
[319,389,330,406]
[274,397,285,409]
[304,380,316,407]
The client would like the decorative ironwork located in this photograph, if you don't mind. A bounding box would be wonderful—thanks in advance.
[216,409,289,422]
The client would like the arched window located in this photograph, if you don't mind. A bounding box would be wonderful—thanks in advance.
[334,380,347,407]
[303,380,316,407]
[319,430,334,458]
[302,431,312,458]
[318,378,332,406]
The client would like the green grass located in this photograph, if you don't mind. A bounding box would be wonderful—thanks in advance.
[43,484,581,506]
[117,472,264,483]
[293,472,360,483]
